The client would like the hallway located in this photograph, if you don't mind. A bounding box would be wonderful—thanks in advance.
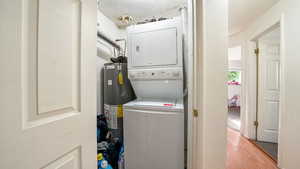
[226,128,278,169]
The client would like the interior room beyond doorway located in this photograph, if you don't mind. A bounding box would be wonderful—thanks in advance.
[227,46,242,131]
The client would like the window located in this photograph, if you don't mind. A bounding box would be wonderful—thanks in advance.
[228,71,241,85]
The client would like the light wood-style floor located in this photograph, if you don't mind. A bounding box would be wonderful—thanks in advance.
[226,128,278,169]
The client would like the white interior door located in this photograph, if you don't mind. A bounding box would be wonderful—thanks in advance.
[257,39,280,143]
[0,0,97,168]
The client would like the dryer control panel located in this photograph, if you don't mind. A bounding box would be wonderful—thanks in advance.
[128,68,183,80]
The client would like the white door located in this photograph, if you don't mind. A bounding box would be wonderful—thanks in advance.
[257,40,280,143]
[0,0,97,168]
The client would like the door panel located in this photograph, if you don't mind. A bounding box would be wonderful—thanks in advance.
[37,0,81,115]
[265,102,279,130]
[0,0,97,168]
[41,148,81,169]
[257,40,280,143]
[266,61,280,90]
[24,0,82,125]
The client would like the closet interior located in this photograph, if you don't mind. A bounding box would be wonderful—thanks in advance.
[96,1,190,169]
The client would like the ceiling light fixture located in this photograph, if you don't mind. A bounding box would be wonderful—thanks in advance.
[118,15,135,26]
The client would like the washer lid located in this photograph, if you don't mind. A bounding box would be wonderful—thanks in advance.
[124,99,184,112]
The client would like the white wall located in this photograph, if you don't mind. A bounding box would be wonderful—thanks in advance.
[98,11,126,39]
[96,11,125,114]
[228,60,241,69]
[97,11,126,59]
[194,0,228,169]
[230,1,300,168]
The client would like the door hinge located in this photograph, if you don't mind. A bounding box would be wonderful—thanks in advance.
[193,109,199,117]
[254,121,259,127]
[254,48,259,55]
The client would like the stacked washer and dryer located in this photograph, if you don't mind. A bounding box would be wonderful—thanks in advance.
[124,18,185,169]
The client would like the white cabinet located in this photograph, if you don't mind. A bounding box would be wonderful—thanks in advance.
[127,18,183,68]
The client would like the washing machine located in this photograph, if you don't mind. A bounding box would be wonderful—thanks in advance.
[123,99,184,169]
[123,68,184,169]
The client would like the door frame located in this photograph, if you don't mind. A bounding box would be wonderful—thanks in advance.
[247,14,285,167]
[188,0,228,169]
[186,0,197,168]
[100,0,226,168]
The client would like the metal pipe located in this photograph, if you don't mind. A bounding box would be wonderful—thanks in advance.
[116,39,127,56]
[97,31,121,51]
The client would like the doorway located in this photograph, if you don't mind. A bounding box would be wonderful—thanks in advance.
[96,1,190,169]
[227,46,242,131]
[253,25,281,161]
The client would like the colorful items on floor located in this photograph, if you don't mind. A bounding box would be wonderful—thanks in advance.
[97,111,124,169]
[98,153,113,169]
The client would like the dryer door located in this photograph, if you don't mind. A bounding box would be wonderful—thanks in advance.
[130,28,178,67]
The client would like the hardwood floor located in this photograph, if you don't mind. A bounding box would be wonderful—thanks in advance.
[226,128,278,169]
